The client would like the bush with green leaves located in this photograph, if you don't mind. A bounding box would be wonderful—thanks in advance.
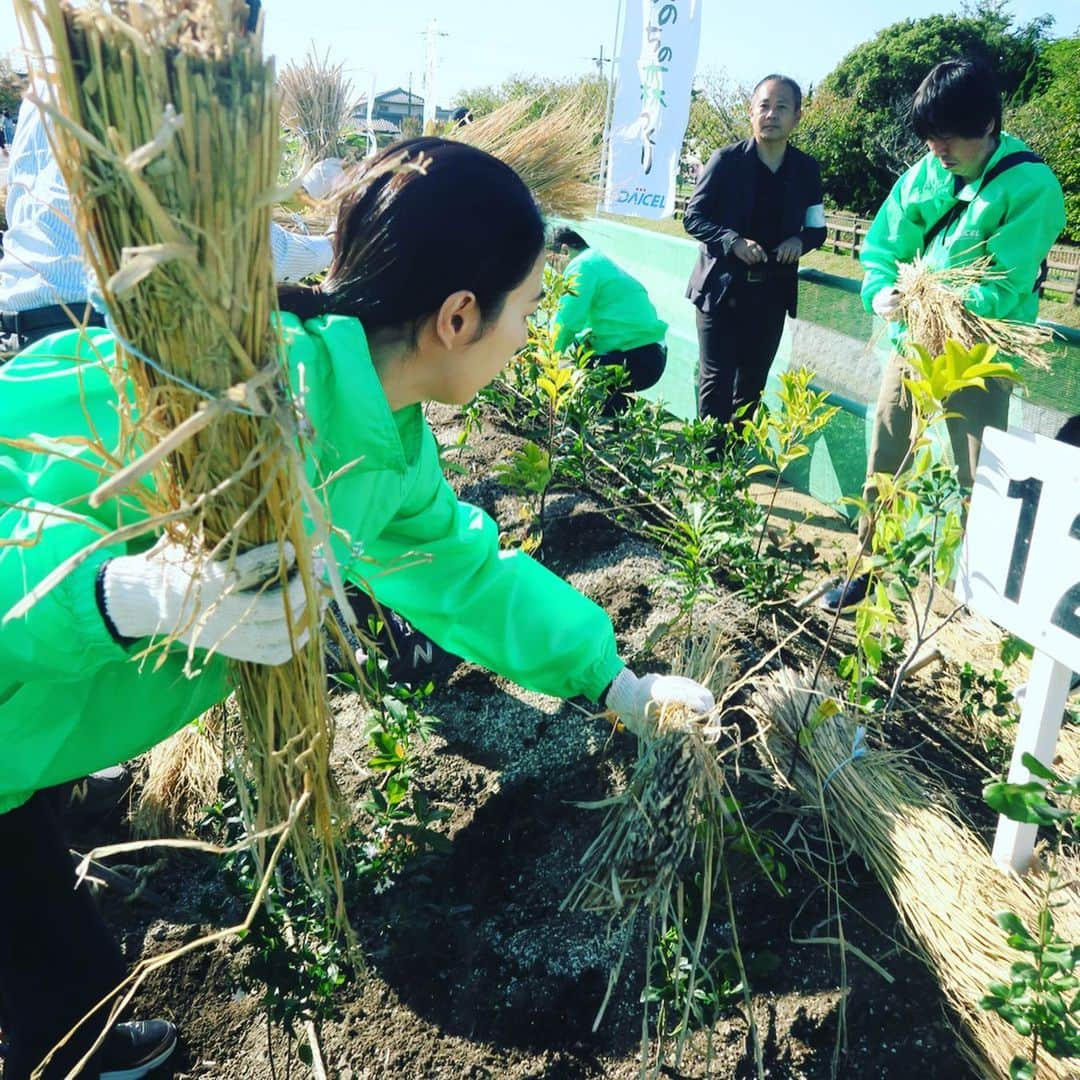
[982,755,1080,1078]
[837,341,1020,708]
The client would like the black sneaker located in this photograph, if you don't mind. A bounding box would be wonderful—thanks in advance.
[819,573,871,616]
[66,764,132,823]
[98,1019,177,1079]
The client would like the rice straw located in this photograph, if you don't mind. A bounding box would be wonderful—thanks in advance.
[751,665,1078,1079]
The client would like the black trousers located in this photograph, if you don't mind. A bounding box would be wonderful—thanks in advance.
[0,305,106,355]
[592,341,667,415]
[0,793,126,1078]
[695,289,789,426]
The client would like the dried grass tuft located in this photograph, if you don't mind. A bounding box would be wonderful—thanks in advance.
[895,255,1057,370]
[751,665,1079,1080]
[279,46,357,163]
[563,628,747,1075]
[450,91,602,219]
[132,705,227,837]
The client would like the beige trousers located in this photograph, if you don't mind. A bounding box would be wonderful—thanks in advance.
[859,352,1012,542]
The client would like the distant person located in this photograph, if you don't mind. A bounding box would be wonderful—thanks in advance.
[0,94,337,352]
[298,156,345,203]
[550,226,668,414]
[684,74,826,441]
[1,109,14,146]
[819,57,1066,615]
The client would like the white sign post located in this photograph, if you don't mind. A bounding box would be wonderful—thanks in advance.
[956,427,1080,873]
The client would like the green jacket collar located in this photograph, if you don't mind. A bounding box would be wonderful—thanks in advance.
[276,312,423,474]
[945,131,1027,203]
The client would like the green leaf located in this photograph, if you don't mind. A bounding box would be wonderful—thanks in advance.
[996,911,1032,938]
[385,775,408,806]
[1011,1014,1034,1037]
[1001,636,1035,666]
[298,1042,314,1066]
[1020,753,1059,783]
[984,781,1061,825]
[1009,1057,1035,1080]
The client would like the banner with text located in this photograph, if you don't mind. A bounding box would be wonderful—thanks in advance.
[602,0,702,220]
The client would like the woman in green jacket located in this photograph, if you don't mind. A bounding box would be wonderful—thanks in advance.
[0,138,712,1078]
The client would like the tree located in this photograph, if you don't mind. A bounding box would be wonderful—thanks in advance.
[683,69,751,161]
[1007,37,1080,242]
[799,5,1054,215]
[796,88,866,209]
[454,74,606,126]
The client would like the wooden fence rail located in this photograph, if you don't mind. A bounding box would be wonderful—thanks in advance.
[670,197,1079,305]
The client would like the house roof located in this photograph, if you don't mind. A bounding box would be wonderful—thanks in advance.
[356,87,424,107]
[356,117,401,134]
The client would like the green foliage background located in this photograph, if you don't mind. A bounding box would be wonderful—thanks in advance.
[798,5,1057,215]
[1006,38,1080,242]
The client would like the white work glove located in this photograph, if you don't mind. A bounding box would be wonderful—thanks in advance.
[604,668,715,737]
[871,287,902,320]
[99,538,322,665]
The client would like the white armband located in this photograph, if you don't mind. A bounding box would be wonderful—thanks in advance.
[804,203,826,228]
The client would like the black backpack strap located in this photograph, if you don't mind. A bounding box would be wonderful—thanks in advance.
[922,150,1045,253]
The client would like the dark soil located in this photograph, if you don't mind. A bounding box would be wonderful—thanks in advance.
[57,401,1014,1080]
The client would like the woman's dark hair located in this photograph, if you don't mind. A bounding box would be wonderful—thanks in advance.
[911,57,1002,140]
[279,137,545,340]
[550,226,588,251]
[752,74,802,112]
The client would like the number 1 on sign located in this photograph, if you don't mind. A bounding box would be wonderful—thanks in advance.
[1004,477,1041,602]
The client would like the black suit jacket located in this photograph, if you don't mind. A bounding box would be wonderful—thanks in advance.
[684,139,826,316]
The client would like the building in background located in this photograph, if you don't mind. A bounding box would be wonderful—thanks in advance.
[354,87,453,136]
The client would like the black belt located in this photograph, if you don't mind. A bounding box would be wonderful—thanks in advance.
[744,265,798,285]
[0,304,106,336]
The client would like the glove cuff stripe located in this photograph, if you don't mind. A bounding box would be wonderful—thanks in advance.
[95,560,138,648]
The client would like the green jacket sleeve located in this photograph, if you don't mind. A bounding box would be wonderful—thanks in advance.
[552,255,599,353]
[0,336,135,681]
[0,498,129,681]
[964,171,1065,319]
[363,425,623,703]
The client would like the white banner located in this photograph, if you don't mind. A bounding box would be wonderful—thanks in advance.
[602,0,702,220]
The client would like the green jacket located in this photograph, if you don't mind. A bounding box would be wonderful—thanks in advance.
[553,247,668,355]
[860,132,1065,359]
[0,314,623,812]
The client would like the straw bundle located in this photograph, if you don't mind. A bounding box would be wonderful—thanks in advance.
[133,706,226,837]
[450,92,602,219]
[279,46,356,163]
[16,0,345,902]
[564,632,741,1047]
[895,256,1056,370]
[752,666,1079,1079]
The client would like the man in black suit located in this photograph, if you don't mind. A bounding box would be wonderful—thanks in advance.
[684,75,826,436]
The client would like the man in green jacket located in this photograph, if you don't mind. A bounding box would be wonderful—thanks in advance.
[820,56,1066,615]
[550,227,668,414]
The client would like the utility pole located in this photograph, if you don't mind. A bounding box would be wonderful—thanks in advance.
[590,44,610,79]
[422,19,449,130]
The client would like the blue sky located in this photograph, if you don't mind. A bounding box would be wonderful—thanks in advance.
[6,1,1078,105]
